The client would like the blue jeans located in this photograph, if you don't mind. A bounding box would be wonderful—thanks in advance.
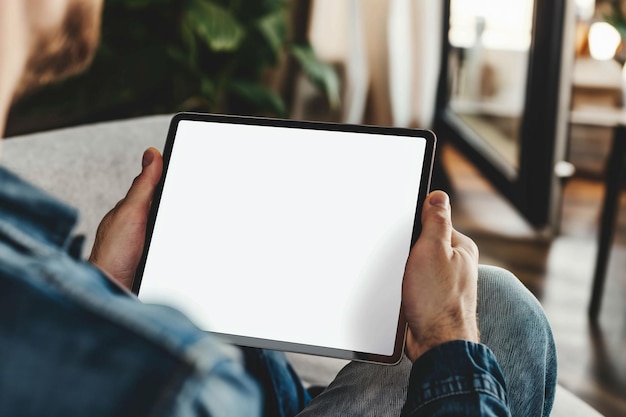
[252,265,556,417]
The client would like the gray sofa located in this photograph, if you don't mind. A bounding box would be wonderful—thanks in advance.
[1,115,603,416]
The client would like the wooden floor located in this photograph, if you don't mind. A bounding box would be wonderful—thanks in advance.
[441,145,626,417]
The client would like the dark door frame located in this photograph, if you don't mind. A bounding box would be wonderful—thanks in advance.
[434,0,569,228]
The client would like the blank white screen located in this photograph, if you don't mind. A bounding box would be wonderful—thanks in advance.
[139,120,427,356]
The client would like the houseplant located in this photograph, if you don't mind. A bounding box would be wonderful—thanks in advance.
[602,0,626,35]
[7,0,339,136]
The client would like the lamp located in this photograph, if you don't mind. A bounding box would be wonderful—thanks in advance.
[588,21,621,60]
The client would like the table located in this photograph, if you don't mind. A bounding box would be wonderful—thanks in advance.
[570,107,626,320]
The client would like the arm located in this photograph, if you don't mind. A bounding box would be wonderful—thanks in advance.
[87,148,264,417]
[400,191,510,416]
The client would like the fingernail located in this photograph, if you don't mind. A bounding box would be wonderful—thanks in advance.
[142,150,154,169]
[429,191,449,208]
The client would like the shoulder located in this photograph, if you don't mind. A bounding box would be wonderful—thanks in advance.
[0,246,259,416]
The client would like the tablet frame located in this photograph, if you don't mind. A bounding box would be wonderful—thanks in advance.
[133,112,436,365]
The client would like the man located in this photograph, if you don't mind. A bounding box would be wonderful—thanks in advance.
[0,1,557,416]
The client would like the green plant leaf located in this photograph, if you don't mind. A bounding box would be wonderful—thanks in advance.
[186,0,245,52]
[257,10,287,59]
[291,44,340,110]
[230,80,286,116]
[179,18,199,68]
[201,77,217,99]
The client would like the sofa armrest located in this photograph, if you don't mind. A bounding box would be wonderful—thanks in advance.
[1,115,172,257]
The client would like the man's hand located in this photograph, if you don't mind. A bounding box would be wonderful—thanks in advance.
[89,147,163,290]
[402,190,480,362]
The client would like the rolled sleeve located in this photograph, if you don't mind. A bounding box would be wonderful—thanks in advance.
[401,341,511,417]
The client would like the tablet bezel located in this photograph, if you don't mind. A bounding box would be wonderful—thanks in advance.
[133,112,436,365]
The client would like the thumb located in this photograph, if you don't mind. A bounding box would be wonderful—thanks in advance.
[419,190,453,247]
[124,147,163,206]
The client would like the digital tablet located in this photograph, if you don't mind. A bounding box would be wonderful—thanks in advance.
[133,112,436,364]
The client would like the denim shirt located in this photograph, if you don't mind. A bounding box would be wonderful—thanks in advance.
[402,341,511,417]
[0,167,261,417]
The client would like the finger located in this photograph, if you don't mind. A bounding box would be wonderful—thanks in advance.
[404,328,421,361]
[451,229,479,260]
[419,190,453,247]
[124,147,163,206]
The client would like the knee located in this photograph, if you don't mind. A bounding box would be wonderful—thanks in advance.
[477,265,554,346]
[476,266,558,416]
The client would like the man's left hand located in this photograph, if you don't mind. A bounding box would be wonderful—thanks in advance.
[89,147,163,290]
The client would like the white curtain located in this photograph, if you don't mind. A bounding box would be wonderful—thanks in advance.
[308,0,442,128]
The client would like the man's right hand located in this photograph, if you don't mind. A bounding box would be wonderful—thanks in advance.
[402,190,480,362]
